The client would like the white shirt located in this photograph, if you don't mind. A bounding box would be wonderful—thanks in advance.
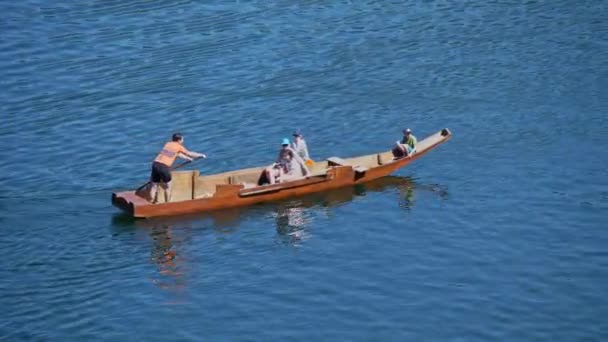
[291,138,310,160]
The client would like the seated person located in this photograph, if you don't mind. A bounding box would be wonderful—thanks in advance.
[265,138,311,184]
[291,129,310,161]
[392,128,417,158]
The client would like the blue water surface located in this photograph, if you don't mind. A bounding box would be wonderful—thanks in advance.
[1,0,607,340]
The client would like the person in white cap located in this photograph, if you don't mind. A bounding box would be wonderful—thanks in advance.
[291,129,310,161]
[394,128,417,157]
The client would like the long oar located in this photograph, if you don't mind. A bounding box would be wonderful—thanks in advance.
[135,159,199,192]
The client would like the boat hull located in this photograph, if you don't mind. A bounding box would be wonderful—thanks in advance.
[112,128,451,218]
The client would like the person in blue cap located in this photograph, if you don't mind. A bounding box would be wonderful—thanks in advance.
[264,138,310,184]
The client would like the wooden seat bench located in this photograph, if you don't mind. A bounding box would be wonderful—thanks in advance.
[327,156,369,173]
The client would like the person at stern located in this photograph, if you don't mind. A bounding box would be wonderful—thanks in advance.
[149,133,206,203]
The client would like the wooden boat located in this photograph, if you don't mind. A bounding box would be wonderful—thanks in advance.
[112,128,452,218]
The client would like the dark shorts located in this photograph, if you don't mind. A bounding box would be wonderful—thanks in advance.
[151,161,172,183]
[392,146,406,158]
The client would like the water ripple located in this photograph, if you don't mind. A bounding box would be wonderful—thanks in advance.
[1,0,607,340]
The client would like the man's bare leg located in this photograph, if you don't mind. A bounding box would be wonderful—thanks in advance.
[149,182,159,203]
[161,181,172,203]
[265,166,277,184]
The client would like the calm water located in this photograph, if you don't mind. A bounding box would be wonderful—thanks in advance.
[1,0,607,340]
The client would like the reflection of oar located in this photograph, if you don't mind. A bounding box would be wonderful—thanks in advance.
[135,159,199,192]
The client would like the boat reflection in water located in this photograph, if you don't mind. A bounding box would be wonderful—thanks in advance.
[124,175,448,236]
[111,215,187,295]
[111,175,448,289]
[270,175,448,245]
[148,225,185,294]
[273,206,310,246]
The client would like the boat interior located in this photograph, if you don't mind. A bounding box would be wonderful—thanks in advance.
[141,129,449,203]
[143,151,390,203]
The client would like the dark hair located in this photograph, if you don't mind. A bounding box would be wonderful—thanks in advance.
[172,133,183,142]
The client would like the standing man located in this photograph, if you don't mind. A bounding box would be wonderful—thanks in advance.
[149,133,206,203]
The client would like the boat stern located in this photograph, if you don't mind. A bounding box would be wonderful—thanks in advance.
[112,191,150,217]
[112,192,135,216]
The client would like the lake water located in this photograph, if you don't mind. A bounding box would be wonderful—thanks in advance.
[1,0,607,340]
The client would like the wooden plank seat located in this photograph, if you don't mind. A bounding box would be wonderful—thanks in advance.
[327,156,369,173]
[327,156,348,166]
